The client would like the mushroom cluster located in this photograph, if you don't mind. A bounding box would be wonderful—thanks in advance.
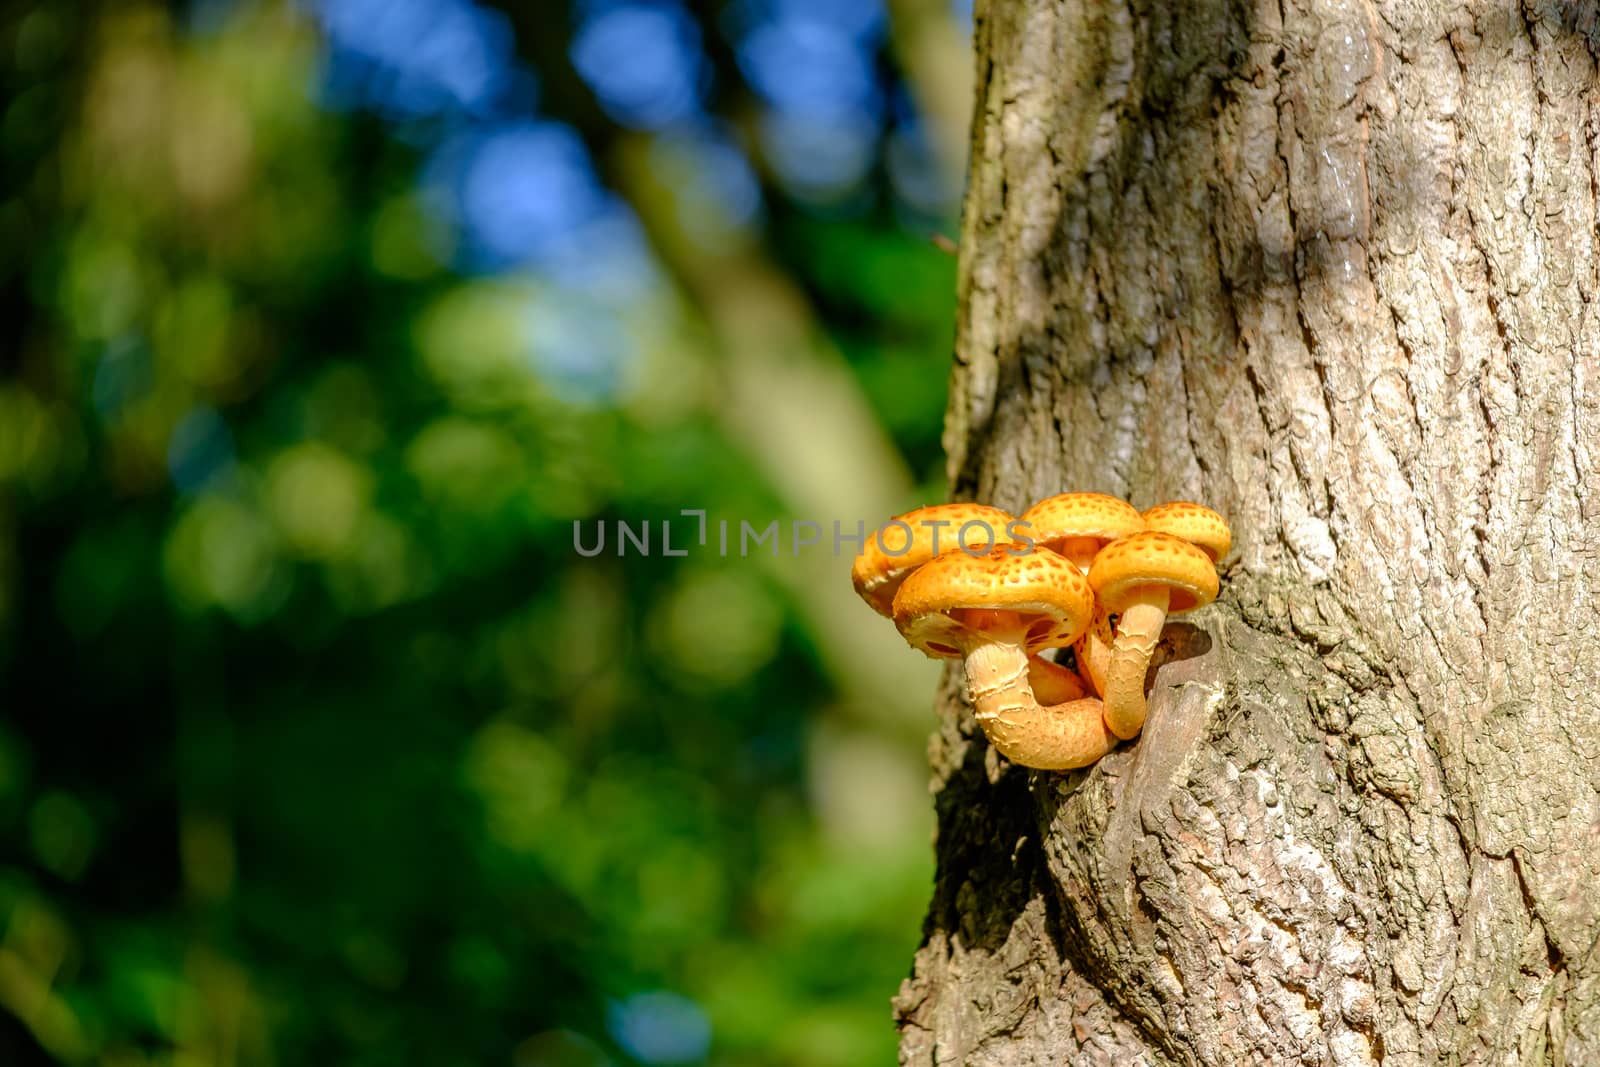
[850,494,1229,770]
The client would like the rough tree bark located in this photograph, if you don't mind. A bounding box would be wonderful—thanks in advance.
[893,0,1600,1063]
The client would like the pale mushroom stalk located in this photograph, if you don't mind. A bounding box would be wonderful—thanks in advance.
[1088,531,1219,741]
[894,547,1116,770]
[969,653,1111,770]
[1051,538,1103,572]
[893,601,1082,699]
[1027,653,1089,704]
[1099,587,1169,740]
[958,613,1112,770]
[1073,607,1114,696]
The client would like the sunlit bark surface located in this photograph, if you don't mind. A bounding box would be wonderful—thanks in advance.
[897,1,1600,1062]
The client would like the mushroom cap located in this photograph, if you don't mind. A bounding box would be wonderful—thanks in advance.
[1018,492,1145,552]
[892,543,1095,658]
[1140,501,1231,563]
[1088,531,1219,614]
[852,503,1016,616]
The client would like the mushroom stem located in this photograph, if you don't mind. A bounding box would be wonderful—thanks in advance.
[1101,586,1170,739]
[963,637,1117,770]
[1074,608,1114,697]
[1054,537,1101,573]
[1027,654,1090,704]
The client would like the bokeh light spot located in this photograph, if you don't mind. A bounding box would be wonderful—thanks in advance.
[758,109,878,199]
[650,569,782,689]
[168,81,253,208]
[155,275,236,390]
[738,18,879,118]
[326,512,426,613]
[415,281,536,399]
[607,991,712,1065]
[405,416,523,514]
[312,0,516,120]
[163,495,287,620]
[265,442,371,559]
[0,387,65,488]
[527,292,631,405]
[427,121,608,271]
[572,4,706,129]
[62,236,143,341]
[462,720,568,853]
[166,406,236,495]
[92,336,153,417]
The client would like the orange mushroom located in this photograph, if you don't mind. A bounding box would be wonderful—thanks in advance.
[1017,492,1146,699]
[851,503,1015,617]
[892,544,1115,769]
[1087,532,1219,740]
[853,503,1088,700]
[1141,501,1232,564]
[1017,492,1146,572]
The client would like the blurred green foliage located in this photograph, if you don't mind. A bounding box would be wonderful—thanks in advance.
[0,1,961,1064]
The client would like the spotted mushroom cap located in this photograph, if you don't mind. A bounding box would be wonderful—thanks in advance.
[1088,531,1219,615]
[1017,492,1145,568]
[1140,501,1231,564]
[851,503,1015,616]
[891,543,1095,659]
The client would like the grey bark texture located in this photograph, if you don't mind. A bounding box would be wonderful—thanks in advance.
[893,0,1600,1063]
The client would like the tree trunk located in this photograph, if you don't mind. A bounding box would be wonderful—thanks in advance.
[895,0,1600,1063]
